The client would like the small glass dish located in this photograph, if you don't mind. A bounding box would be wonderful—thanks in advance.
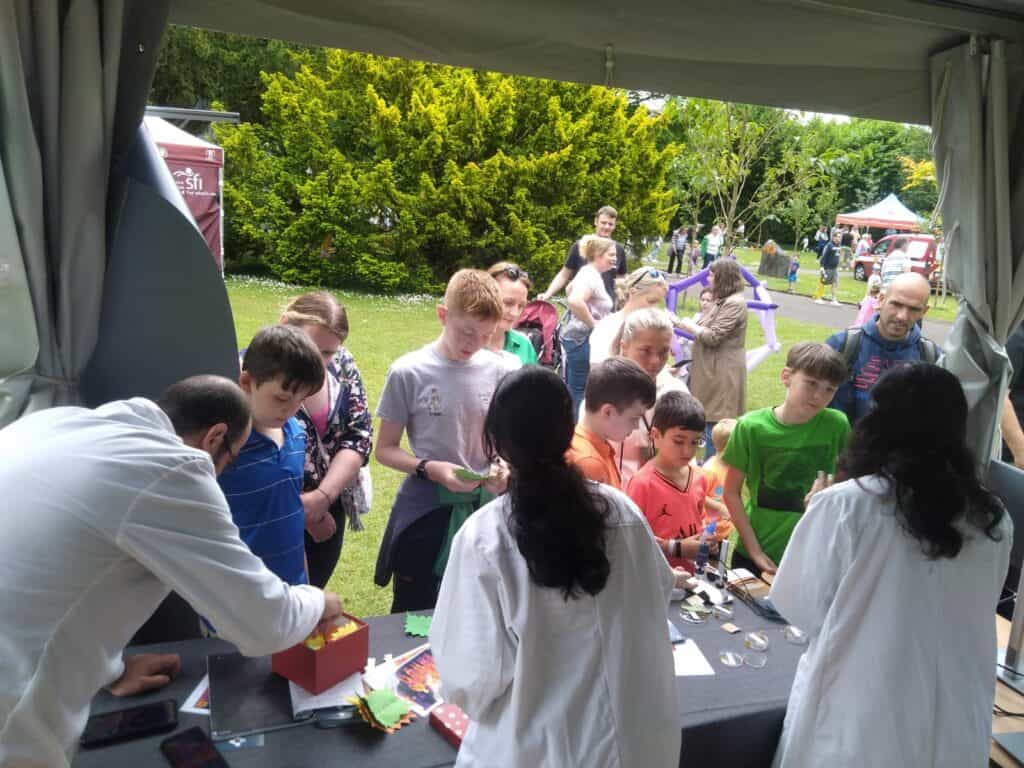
[783,625,809,645]
[743,652,768,669]
[679,607,708,624]
[744,631,770,652]
[711,604,734,621]
[719,650,744,668]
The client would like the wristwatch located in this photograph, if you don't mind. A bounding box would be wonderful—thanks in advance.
[415,459,430,480]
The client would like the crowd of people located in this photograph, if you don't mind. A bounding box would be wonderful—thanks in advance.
[0,204,1013,768]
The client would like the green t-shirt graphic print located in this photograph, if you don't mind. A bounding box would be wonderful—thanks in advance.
[723,406,850,564]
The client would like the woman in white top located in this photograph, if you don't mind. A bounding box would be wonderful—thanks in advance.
[770,363,1011,768]
[590,266,669,366]
[431,366,683,768]
[563,235,616,418]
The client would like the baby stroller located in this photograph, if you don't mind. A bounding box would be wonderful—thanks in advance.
[515,299,566,374]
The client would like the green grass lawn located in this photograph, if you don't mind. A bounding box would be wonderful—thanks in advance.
[647,245,960,323]
[225,274,835,617]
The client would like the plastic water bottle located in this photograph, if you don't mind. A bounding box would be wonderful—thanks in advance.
[695,521,717,575]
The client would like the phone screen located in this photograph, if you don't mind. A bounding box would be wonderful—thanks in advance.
[160,726,229,768]
[79,699,178,748]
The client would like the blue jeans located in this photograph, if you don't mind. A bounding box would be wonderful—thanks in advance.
[702,421,718,462]
[562,335,591,422]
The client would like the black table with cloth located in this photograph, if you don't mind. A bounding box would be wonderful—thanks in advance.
[73,596,802,768]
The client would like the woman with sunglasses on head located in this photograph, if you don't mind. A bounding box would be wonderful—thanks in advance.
[589,266,669,367]
[430,365,684,768]
[485,262,537,368]
[768,363,1010,768]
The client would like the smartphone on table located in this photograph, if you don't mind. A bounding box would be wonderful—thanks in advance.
[79,699,178,748]
[160,726,230,768]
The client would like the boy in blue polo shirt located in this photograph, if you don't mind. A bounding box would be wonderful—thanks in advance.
[218,325,325,587]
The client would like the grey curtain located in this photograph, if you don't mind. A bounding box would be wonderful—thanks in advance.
[931,38,1024,467]
[0,1,168,427]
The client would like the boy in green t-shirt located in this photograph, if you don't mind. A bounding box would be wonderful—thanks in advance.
[721,342,850,574]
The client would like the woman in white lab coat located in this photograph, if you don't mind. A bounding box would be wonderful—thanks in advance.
[430,365,682,768]
[770,363,1011,768]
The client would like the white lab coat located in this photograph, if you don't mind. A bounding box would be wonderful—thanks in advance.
[0,399,324,768]
[770,475,1012,768]
[430,484,681,768]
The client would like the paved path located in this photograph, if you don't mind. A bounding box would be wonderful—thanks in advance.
[668,274,953,347]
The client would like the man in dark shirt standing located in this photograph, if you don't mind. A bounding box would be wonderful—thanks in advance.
[814,231,842,305]
[538,205,628,301]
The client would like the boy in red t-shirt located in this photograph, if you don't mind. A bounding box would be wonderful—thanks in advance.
[627,391,717,571]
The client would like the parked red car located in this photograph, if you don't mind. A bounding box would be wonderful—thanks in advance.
[852,233,939,283]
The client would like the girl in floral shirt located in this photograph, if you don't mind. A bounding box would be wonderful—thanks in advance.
[281,292,374,588]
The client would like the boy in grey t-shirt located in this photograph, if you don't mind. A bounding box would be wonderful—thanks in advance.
[374,269,510,611]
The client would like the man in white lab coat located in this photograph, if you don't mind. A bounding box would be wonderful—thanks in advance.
[0,375,343,768]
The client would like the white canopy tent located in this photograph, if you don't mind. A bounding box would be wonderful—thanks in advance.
[3,0,1024,465]
[836,193,922,232]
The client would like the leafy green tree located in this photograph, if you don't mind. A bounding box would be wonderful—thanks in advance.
[151,26,320,123]
[900,157,938,217]
[215,51,677,291]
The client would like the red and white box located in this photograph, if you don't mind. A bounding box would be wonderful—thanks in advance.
[430,703,471,749]
[271,613,369,695]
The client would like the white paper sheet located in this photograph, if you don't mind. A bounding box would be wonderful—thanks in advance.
[673,640,715,677]
[181,674,210,715]
[289,672,363,719]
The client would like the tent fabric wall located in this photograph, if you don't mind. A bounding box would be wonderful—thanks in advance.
[931,39,1024,466]
[835,193,922,231]
[168,0,1024,125]
[0,1,168,428]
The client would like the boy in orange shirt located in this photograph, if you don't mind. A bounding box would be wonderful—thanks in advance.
[627,391,718,571]
[566,357,655,489]
[702,419,736,514]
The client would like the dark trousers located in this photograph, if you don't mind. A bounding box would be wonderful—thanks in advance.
[702,421,718,462]
[390,506,452,613]
[667,247,682,273]
[702,252,713,269]
[305,505,347,589]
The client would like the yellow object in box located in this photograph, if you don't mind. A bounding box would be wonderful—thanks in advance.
[302,620,360,650]
[329,620,359,642]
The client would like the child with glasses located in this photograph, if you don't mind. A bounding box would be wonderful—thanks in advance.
[626,391,716,572]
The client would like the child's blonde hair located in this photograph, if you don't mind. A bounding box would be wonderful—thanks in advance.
[281,291,349,344]
[711,418,737,453]
[443,269,503,320]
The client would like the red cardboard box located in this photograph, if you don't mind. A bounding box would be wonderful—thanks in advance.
[430,703,470,749]
[272,613,369,694]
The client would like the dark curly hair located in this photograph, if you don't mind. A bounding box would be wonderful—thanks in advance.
[485,366,611,599]
[837,363,1004,559]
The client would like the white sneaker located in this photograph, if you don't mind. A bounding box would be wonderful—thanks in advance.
[830,300,841,306]
[814,299,826,304]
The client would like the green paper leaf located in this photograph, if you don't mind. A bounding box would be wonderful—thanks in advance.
[365,689,410,729]
[405,613,433,637]
[454,468,489,482]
